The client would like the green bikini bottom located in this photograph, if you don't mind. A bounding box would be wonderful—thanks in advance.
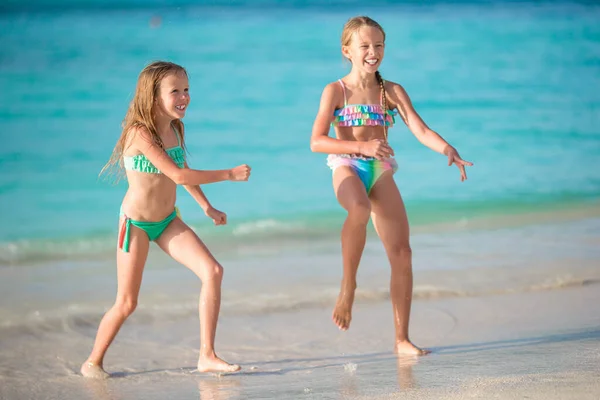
[118,207,180,252]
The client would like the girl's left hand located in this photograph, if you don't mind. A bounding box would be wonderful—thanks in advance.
[205,207,227,225]
[444,146,473,182]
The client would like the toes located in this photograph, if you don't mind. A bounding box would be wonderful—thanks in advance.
[332,313,342,329]
[332,310,351,331]
[334,319,342,330]
[227,364,241,372]
[342,318,349,330]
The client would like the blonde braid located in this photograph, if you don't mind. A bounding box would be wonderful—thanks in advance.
[375,70,388,141]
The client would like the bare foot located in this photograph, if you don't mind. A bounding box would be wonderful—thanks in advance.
[197,354,241,374]
[332,285,355,331]
[80,361,110,379]
[395,340,431,356]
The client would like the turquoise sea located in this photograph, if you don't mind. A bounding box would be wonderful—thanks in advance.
[1,1,599,266]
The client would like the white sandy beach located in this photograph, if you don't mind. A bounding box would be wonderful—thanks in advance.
[0,215,599,400]
[1,280,598,399]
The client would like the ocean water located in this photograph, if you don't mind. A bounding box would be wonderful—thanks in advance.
[1,1,599,266]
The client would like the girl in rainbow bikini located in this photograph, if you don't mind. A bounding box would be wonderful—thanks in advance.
[81,61,250,378]
[310,16,473,355]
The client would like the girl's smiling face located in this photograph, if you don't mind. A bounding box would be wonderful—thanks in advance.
[155,70,190,120]
[343,25,385,73]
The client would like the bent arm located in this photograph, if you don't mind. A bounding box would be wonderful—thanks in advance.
[182,161,212,211]
[309,83,364,155]
[133,127,232,185]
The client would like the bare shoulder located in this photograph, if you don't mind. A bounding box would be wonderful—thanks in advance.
[124,124,153,154]
[129,124,152,142]
[321,80,345,109]
[383,80,408,98]
[383,80,412,111]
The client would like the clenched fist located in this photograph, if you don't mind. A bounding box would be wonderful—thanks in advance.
[228,164,251,181]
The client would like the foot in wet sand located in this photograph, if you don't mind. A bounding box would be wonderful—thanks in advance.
[395,340,431,356]
[197,354,241,374]
[80,361,110,379]
[332,285,355,331]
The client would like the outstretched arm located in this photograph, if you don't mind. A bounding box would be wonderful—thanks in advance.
[389,83,473,181]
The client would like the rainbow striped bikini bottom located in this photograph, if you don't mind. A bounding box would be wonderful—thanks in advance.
[326,154,398,194]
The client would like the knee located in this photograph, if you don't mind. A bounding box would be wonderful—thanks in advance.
[388,244,412,266]
[203,262,224,283]
[346,201,371,225]
[115,297,137,318]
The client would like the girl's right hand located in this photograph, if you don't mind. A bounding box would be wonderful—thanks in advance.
[229,164,251,181]
[360,139,394,160]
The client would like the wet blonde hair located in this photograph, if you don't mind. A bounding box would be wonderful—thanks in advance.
[100,61,187,181]
[341,16,390,138]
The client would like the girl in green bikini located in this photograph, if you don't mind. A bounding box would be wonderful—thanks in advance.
[81,61,250,378]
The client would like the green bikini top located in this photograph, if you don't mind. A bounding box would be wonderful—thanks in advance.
[123,125,186,174]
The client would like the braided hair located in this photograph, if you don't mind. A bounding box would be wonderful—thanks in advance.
[375,70,388,141]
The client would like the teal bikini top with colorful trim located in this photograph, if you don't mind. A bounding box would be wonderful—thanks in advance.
[123,125,186,174]
[332,79,396,127]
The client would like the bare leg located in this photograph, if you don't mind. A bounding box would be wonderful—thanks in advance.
[369,173,429,355]
[81,219,150,378]
[156,218,240,373]
[331,167,371,331]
